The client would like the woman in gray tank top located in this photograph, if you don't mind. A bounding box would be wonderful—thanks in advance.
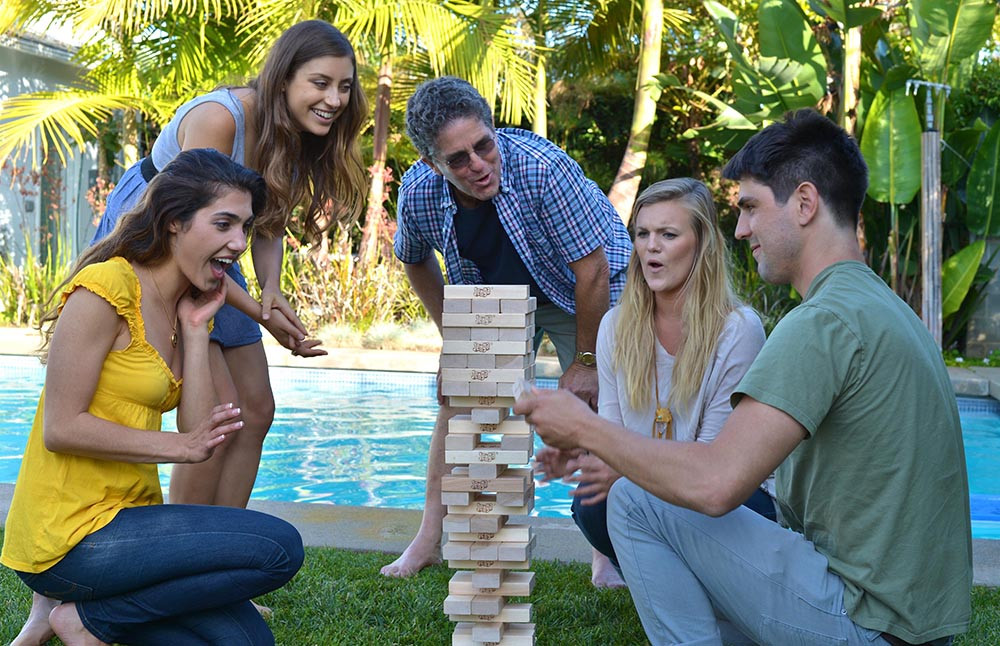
[12,21,368,642]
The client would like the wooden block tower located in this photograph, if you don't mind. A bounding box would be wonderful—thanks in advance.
[440,284,537,646]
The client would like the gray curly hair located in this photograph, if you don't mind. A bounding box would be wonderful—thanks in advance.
[405,77,494,159]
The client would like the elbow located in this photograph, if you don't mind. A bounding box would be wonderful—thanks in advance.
[42,423,70,454]
[690,476,746,518]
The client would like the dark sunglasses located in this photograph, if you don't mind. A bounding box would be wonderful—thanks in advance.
[441,137,496,170]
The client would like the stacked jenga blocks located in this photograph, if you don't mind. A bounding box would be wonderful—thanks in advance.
[441,284,537,646]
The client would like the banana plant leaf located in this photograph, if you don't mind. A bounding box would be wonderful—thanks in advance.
[942,240,985,318]
[859,86,922,205]
[941,127,984,187]
[808,0,882,28]
[966,119,1000,236]
[758,0,826,88]
[910,0,997,82]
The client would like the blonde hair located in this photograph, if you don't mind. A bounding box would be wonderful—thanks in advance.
[613,178,741,413]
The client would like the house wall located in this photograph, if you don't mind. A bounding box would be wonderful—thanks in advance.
[0,34,99,265]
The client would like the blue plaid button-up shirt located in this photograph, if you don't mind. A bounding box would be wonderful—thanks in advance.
[393,128,631,314]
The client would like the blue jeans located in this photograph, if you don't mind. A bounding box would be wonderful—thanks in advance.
[608,478,903,646]
[573,484,777,568]
[15,504,303,645]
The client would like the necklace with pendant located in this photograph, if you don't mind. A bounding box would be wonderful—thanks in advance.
[652,362,673,440]
[145,266,178,348]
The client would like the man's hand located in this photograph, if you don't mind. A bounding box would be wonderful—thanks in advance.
[558,362,599,410]
[564,453,621,505]
[515,387,595,450]
[533,446,584,481]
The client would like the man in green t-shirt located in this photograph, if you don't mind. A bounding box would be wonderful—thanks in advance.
[515,109,971,645]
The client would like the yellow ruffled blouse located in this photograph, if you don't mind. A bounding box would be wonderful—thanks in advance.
[1,257,182,573]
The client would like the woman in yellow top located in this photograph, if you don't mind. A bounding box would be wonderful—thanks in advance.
[2,148,303,645]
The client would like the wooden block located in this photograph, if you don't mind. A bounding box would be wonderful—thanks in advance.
[471,298,501,313]
[468,463,504,478]
[470,595,507,616]
[499,326,535,341]
[440,368,533,384]
[501,297,537,314]
[469,381,499,397]
[441,380,470,396]
[449,415,501,435]
[444,285,530,299]
[442,313,533,329]
[445,433,479,451]
[496,484,534,507]
[447,497,534,516]
[442,340,533,356]
[448,395,517,409]
[443,593,474,615]
[446,449,531,465]
[500,433,534,452]
[472,569,504,589]
[470,327,500,341]
[453,622,535,646]
[447,524,533,544]
[472,621,503,643]
[496,416,532,435]
[471,407,509,424]
[494,354,532,369]
[442,467,532,493]
[469,540,500,560]
[443,327,472,340]
[449,558,531,570]
[498,536,536,562]
[441,490,473,506]
[446,513,508,534]
[449,571,535,596]
[442,540,473,560]
[443,299,472,313]
[466,353,495,369]
[440,354,468,368]
[450,602,532,624]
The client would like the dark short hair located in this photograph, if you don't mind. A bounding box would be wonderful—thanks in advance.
[722,109,869,228]
[405,76,494,158]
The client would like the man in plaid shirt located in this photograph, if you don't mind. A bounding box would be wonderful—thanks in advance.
[382,76,630,579]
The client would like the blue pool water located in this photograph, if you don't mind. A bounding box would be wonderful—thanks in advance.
[1,354,998,538]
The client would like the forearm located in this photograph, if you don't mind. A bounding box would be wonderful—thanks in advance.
[252,235,284,292]
[176,327,218,433]
[404,255,446,332]
[580,419,734,515]
[44,413,192,463]
[572,251,611,353]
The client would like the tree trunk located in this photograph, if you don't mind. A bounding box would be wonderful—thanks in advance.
[533,55,547,138]
[121,108,139,168]
[360,55,393,269]
[606,0,662,225]
[838,26,861,135]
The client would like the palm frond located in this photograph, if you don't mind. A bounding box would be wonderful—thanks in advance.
[0,90,160,169]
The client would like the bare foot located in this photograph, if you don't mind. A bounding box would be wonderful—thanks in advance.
[379,534,442,578]
[48,603,109,646]
[252,600,273,620]
[11,593,59,646]
[591,549,626,589]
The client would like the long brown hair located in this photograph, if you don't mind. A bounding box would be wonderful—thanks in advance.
[247,20,368,241]
[613,178,741,412]
[39,149,266,357]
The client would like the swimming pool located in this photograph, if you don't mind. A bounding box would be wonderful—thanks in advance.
[1,354,998,538]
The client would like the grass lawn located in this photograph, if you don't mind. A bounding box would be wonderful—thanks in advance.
[1,539,997,645]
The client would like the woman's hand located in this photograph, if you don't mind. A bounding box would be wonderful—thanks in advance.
[261,308,327,357]
[259,286,307,336]
[564,453,621,505]
[180,403,244,463]
[178,280,227,335]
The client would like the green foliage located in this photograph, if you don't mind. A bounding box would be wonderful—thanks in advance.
[0,233,72,328]
[942,241,985,318]
[859,81,923,205]
[966,119,1000,236]
[241,229,426,334]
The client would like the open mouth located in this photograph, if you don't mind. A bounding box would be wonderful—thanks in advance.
[210,256,234,279]
[311,107,335,121]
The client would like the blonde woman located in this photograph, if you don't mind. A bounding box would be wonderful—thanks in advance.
[535,178,774,587]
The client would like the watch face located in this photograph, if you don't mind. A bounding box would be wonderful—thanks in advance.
[576,352,596,367]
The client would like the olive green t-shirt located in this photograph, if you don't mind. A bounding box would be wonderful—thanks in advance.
[734,261,972,643]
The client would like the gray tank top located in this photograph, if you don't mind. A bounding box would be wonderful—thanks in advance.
[151,88,247,170]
